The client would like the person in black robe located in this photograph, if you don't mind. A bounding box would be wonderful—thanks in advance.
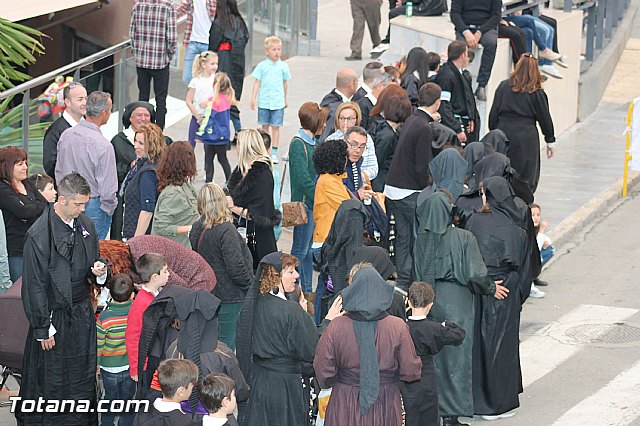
[235,252,318,426]
[435,41,480,145]
[413,191,508,426]
[208,0,249,139]
[401,281,466,426]
[466,176,540,419]
[417,148,469,207]
[489,54,556,194]
[17,172,108,425]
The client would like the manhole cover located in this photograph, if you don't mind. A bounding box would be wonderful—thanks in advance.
[564,323,640,345]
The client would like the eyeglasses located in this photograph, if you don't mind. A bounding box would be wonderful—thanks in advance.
[346,140,367,151]
[338,116,357,122]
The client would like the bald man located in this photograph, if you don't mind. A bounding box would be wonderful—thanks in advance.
[319,68,359,142]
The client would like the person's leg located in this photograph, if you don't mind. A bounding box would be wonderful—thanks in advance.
[291,206,315,293]
[84,197,110,240]
[117,371,137,426]
[312,247,324,325]
[188,116,200,148]
[386,194,417,291]
[204,144,216,183]
[230,104,242,135]
[477,28,498,88]
[270,108,284,150]
[499,23,527,64]
[534,18,555,65]
[99,370,117,426]
[136,67,151,102]
[214,144,232,181]
[363,0,382,48]
[152,65,170,129]
[538,15,559,52]
[349,0,366,56]
[7,256,23,283]
[217,302,242,351]
[182,42,200,86]
[540,245,555,266]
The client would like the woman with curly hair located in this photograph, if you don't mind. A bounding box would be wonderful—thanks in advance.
[151,141,199,248]
[227,129,280,269]
[122,123,167,239]
[235,252,318,426]
[489,54,556,194]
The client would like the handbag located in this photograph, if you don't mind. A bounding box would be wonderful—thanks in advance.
[281,139,310,227]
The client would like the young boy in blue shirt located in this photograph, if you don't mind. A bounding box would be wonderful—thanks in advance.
[250,35,291,164]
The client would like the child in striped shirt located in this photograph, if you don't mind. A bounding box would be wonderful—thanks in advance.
[97,273,136,426]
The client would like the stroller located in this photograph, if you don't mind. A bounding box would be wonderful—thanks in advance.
[0,280,28,399]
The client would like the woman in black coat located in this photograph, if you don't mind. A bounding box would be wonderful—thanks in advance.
[400,47,430,108]
[191,183,254,351]
[489,54,556,194]
[209,0,249,138]
[227,129,281,269]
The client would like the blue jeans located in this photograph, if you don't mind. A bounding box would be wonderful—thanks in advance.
[8,256,23,283]
[182,41,210,85]
[291,205,315,293]
[100,369,136,426]
[540,245,555,267]
[85,197,112,240]
[506,15,554,65]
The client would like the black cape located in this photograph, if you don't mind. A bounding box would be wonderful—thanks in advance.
[466,176,539,415]
[209,16,250,101]
[488,79,555,194]
[413,192,494,417]
[435,61,479,141]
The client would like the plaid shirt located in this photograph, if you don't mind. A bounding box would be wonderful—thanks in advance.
[176,0,217,47]
[130,0,177,69]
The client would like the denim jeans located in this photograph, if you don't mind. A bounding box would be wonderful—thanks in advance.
[506,15,554,65]
[182,41,210,85]
[291,205,315,293]
[540,245,555,267]
[8,256,23,283]
[100,369,136,426]
[85,197,112,240]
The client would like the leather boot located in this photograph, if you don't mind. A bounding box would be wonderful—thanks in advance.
[442,416,467,426]
[304,292,315,317]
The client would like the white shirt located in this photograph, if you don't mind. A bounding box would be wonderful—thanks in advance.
[202,416,229,426]
[123,127,135,144]
[365,92,377,105]
[270,290,287,301]
[153,398,185,413]
[334,88,352,102]
[63,110,82,127]
[383,184,420,200]
[408,315,427,321]
[191,0,212,43]
[189,74,216,114]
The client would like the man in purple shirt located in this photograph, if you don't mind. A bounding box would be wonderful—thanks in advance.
[55,91,118,239]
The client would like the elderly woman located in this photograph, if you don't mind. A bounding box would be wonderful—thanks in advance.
[314,267,421,426]
[227,129,280,269]
[191,183,253,350]
[489,54,555,194]
[289,102,327,296]
[0,147,48,282]
[326,102,378,180]
[151,141,199,248]
[122,123,167,239]
[236,252,318,426]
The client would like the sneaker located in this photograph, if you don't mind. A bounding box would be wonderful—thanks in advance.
[554,55,569,68]
[370,43,389,54]
[539,48,562,61]
[529,284,546,298]
[481,409,517,421]
[271,153,280,164]
[540,63,563,79]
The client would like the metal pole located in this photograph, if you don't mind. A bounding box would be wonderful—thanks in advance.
[117,52,126,134]
[595,0,605,50]
[21,89,30,152]
[605,0,614,38]
[585,4,596,61]
[269,0,276,36]
[623,102,634,198]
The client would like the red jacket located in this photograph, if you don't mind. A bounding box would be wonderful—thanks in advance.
[125,288,155,378]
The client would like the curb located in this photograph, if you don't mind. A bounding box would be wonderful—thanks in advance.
[547,171,640,259]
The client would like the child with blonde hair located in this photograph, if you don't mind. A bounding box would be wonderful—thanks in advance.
[250,36,291,164]
[186,51,218,148]
[197,72,235,183]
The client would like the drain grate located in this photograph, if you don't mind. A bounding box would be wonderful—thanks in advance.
[564,323,640,345]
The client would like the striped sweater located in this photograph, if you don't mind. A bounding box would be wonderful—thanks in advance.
[97,300,133,369]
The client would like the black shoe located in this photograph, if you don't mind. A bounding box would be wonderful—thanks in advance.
[534,278,549,287]
[345,53,362,61]
[474,86,487,102]
[442,417,467,426]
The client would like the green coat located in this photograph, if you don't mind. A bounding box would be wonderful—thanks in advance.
[288,136,316,210]
[413,192,494,417]
[151,182,198,249]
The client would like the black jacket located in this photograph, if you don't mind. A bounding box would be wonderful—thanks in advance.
[385,109,434,191]
[319,89,346,142]
[0,180,48,257]
[43,117,71,181]
[190,219,254,303]
[450,0,502,35]
[357,96,375,131]
[352,86,367,102]
[435,60,479,134]
[227,162,280,228]
[370,120,400,193]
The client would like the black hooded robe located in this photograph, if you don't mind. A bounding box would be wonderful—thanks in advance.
[488,80,555,194]
[413,192,495,418]
[466,176,539,416]
[17,207,101,425]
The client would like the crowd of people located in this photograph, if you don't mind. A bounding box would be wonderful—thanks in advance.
[0,0,566,425]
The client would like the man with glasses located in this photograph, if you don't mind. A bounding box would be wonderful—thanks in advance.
[43,82,87,183]
[319,68,359,142]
